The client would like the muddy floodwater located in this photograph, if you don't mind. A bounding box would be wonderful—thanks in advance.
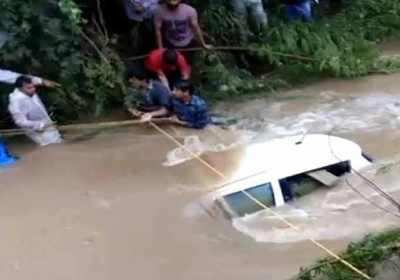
[3,71,400,279]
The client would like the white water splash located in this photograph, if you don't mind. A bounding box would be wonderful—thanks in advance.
[228,93,400,137]
[163,126,256,166]
[166,93,400,167]
[232,218,390,244]
[231,160,400,243]
[174,92,400,242]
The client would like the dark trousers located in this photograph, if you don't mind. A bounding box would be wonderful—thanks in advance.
[163,39,197,65]
[284,1,313,23]
[130,19,156,55]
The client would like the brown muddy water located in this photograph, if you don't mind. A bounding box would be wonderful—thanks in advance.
[3,71,400,279]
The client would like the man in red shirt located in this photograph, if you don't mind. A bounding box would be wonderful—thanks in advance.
[145,48,190,90]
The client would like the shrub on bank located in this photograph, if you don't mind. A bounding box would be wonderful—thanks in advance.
[192,0,400,100]
[292,228,400,279]
[0,0,124,123]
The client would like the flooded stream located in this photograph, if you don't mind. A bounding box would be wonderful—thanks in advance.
[2,70,400,279]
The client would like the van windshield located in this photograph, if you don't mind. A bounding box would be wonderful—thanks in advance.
[223,183,275,217]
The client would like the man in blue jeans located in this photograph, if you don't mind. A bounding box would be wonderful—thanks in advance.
[283,0,313,23]
[130,76,210,129]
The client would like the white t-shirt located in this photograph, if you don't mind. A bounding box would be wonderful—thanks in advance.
[8,88,62,146]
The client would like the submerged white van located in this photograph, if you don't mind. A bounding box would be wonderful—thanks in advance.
[201,134,373,219]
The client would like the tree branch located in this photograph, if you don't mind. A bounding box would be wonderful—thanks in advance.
[80,30,110,66]
[127,46,317,62]
[92,15,105,38]
[95,0,108,45]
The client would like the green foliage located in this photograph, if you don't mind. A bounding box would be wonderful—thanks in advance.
[59,0,84,25]
[196,1,247,46]
[0,0,124,123]
[1,0,400,122]
[188,0,400,100]
[260,22,379,78]
[292,228,400,280]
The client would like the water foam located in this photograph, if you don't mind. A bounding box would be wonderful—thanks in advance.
[232,160,400,243]
[227,92,400,137]
[163,125,256,166]
[164,93,400,167]
[216,92,400,243]
[170,91,400,242]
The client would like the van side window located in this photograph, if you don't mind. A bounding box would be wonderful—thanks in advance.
[279,161,351,202]
[279,174,323,202]
[222,183,275,217]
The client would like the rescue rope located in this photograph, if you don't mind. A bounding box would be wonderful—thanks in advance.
[0,118,171,137]
[127,46,317,62]
[148,121,371,280]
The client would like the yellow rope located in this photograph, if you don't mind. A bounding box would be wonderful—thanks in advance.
[149,122,371,279]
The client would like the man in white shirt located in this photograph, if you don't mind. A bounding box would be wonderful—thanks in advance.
[8,76,62,146]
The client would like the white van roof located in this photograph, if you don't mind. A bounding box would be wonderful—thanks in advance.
[215,134,367,197]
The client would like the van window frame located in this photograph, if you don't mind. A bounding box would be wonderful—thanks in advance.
[221,181,278,217]
[277,160,351,202]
